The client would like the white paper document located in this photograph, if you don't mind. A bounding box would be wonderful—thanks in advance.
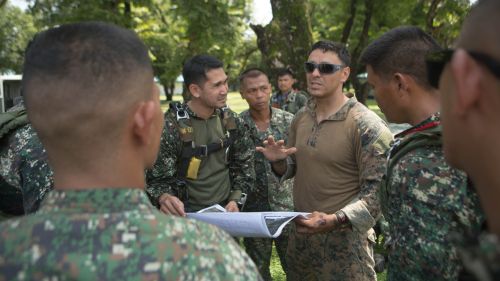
[187,205,309,238]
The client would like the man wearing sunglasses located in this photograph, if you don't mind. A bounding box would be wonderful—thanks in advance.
[257,40,392,280]
[428,0,500,279]
[361,26,484,281]
[0,22,261,280]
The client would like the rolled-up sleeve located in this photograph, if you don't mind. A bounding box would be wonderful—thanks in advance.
[341,114,393,233]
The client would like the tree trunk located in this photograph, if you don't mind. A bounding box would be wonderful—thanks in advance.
[251,0,313,90]
[123,0,132,28]
[168,81,175,101]
[351,0,375,105]
[426,0,442,36]
[341,0,358,44]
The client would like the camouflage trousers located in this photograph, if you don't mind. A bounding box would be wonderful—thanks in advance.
[286,225,376,281]
[244,225,290,281]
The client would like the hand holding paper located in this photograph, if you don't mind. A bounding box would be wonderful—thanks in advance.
[295,211,337,234]
[187,205,309,238]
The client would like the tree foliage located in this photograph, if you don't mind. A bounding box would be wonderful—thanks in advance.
[251,0,313,89]
[0,3,37,73]
[309,0,471,103]
[0,0,472,102]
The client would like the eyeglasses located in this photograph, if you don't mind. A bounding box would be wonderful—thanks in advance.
[426,49,500,88]
[304,62,344,75]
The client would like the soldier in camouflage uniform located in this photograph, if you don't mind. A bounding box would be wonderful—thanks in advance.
[258,40,393,281]
[0,22,261,280]
[238,68,294,280]
[0,100,53,219]
[428,1,500,279]
[146,55,254,215]
[360,26,485,280]
[271,68,308,114]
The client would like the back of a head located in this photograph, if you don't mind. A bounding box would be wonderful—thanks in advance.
[22,22,153,158]
[182,55,223,89]
[310,40,351,66]
[459,0,500,60]
[360,26,442,89]
[239,68,269,90]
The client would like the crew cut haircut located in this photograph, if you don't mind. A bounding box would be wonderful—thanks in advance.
[239,68,269,88]
[360,26,442,89]
[277,68,295,78]
[183,55,224,88]
[22,21,153,146]
[23,22,152,94]
[310,40,351,67]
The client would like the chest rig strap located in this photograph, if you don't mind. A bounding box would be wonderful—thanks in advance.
[170,102,236,180]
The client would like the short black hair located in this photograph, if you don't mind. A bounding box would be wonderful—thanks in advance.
[22,21,153,147]
[310,40,351,66]
[182,55,224,88]
[23,22,151,92]
[239,68,269,89]
[277,68,295,78]
[360,26,442,89]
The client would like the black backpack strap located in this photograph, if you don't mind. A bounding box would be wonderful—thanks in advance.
[173,104,234,180]
[219,106,237,150]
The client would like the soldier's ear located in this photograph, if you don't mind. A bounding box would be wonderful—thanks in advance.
[133,100,157,146]
[393,73,410,93]
[450,49,482,115]
[341,66,350,83]
[188,83,202,98]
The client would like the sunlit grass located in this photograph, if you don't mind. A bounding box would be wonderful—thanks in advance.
[160,92,249,113]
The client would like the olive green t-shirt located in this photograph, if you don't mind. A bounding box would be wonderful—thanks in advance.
[186,116,232,210]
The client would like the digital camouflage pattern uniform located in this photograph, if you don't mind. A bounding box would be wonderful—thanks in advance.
[284,96,393,281]
[380,113,484,281]
[458,232,500,281]
[270,90,308,115]
[0,188,262,280]
[240,107,294,280]
[0,101,53,219]
[146,103,254,211]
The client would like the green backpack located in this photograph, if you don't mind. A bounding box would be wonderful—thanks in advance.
[0,109,29,217]
[0,109,29,140]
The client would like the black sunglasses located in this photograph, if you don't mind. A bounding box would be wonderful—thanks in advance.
[304,62,344,75]
[426,49,500,88]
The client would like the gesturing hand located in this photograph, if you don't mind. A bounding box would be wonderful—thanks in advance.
[256,135,297,162]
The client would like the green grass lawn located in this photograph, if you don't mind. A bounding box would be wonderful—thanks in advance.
[268,243,387,281]
[166,93,387,280]
[160,92,249,113]
[163,92,384,118]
